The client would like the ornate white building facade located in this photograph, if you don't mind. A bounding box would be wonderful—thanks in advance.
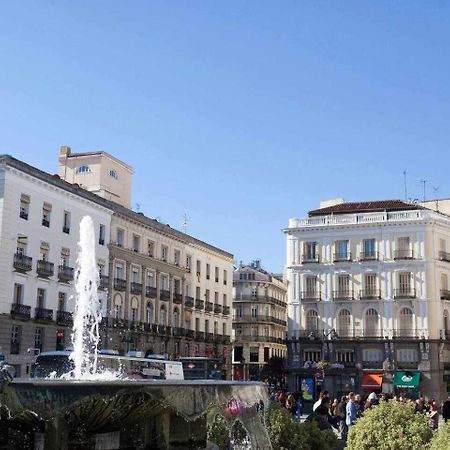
[285,199,450,401]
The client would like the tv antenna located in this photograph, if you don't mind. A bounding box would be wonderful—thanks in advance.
[403,170,408,201]
[419,180,429,203]
[135,203,141,212]
[182,213,188,234]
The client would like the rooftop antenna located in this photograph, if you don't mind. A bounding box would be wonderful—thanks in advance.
[403,170,408,201]
[419,180,429,204]
[182,213,188,234]
[135,203,141,212]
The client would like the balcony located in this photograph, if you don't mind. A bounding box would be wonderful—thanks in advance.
[56,310,73,327]
[393,329,424,339]
[441,290,450,300]
[186,329,195,339]
[394,249,415,260]
[223,335,231,344]
[173,293,183,305]
[20,210,28,220]
[42,218,50,227]
[300,291,321,302]
[63,226,70,234]
[397,361,419,370]
[359,289,381,300]
[58,265,74,282]
[35,307,53,322]
[333,290,354,301]
[160,289,170,301]
[99,275,109,290]
[195,331,205,341]
[214,334,223,344]
[173,327,185,337]
[393,288,416,299]
[439,251,450,263]
[114,278,127,291]
[146,286,157,298]
[333,252,352,263]
[205,332,214,343]
[195,299,204,310]
[184,296,194,308]
[37,260,54,277]
[223,306,230,315]
[11,303,31,320]
[130,282,142,295]
[13,253,32,272]
[360,251,378,262]
[143,323,158,333]
[205,301,213,312]
[301,255,320,264]
[214,304,223,314]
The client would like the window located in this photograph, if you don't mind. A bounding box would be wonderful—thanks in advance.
[337,309,351,336]
[305,276,317,295]
[223,294,227,306]
[205,289,210,302]
[214,291,218,303]
[160,305,167,325]
[56,329,65,351]
[115,264,124,280]
[364,308,379,336]
[146,271,155,287]
[109,169,118,179]
[160,274,169,290]
[251,306,258,318]
[442,273,449,291]
[132,268,139,283]
[362,348,383,362]
[398,272,412,294]
[399,308,414,335]
[147,240,155,257]
[205,319,209,333]
[222,322,227,336]
[58,292,66,311]
[116,229,124,247]
[10,325,21,354]
[303,350,321,363]
[196,286,201,299]
[161,245,168,262]
[304,242,318,261]
[20,194,30,220]
[306,310,319,331]
[37,288,46,309]
[173,308,180,328]
[35,327,44,352]
[16,236,27,255]
[75,165,91,174]
[337,274,350,296]
[250,347,259,363]
[146,302,154,323]
[63,211,70,234]
[235,305,243,318]
[60,248,70,267]
[186,255,192,271]
[362,239,376,258]
[14,283,23,304]
[130,307,138,323]
[40,241,50,261]
[335,240,349,260]
[174,250,181,266]
[132,234,140,252]
[196,260,201,276]
[251,287,257,297]
[206,264,210,280]
[397,349,418,363]
[396,237,411,258]
[223,270,228,285]
[364,273,377,296]
[99,225,105,245]
[336,351,354,363]
[215,267,219,282]
[42,202,51,227]
[174,279,181,294]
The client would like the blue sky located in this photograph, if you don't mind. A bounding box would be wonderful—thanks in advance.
[1,1,450,272]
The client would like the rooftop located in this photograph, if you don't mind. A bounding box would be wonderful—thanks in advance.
[308,199,423,217]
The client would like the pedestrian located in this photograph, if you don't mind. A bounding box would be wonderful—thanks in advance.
[355,394,364,417]
[428,401,439,430]
[415,397,425,414]
[337,395,347,439]
[313,390,328,411]
[346,392,357,431]
[286,393,296,416]
[294,391,303,421]
[364,392,379,410]
[442,396,450,423]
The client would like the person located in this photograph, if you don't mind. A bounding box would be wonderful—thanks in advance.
[278,391,286,407]
[346,392,357,430]
[313,390,329,411]
[306,405,332,430]
[428,401,439,430]
[442,396,450,423]
[337,395,347,439]
[415,397,425,414]
[294,391,303,421]
[286,393,296,416]
[355,394,364,417]
[0,361,14,392]
[364,392,379,410]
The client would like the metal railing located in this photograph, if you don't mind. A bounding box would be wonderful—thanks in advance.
[184,296,194,308]
[439,251,450,262]
[333,290,354,301]
[13,253,32,271]
[114,278,127,291]
[56,310,73,326]
[173,293,183,304]
[37,260,54,277]
[359,289,381,300]
[441,290,450,300]
[394,250,415,260]
[223,306,231,315]
[145,286,157,298]
[360,251,378,261]
[205,301,213,312]
[35,307,53,322]
[130,282,142,294]
[99,275,109,290]
[11,303,31,319]
[214,304,223,314]
[58,265,74,282]
[300,291,321,301]
[195,299,204,309]
[301,255,320,264]
[333,252,352,262]
[393,288,416,299]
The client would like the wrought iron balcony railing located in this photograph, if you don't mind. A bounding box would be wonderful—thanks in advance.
[13,253,32,272]
[37,260,54,277]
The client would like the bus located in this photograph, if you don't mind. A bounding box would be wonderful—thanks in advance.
[30,351,184,380]
[179,357,224,380]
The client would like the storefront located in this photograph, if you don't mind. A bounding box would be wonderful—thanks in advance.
[394,371,421,398]
[361,373,383,393]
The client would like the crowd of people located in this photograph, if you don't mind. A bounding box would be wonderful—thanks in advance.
[270,388,450,439]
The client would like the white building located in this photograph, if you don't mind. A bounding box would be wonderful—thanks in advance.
[285,198,450,401]
[0,155,112,376]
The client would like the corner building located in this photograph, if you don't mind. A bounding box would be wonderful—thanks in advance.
[285,199,450,402]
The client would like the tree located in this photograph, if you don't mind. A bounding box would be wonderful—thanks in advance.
[260,356,285,385]
[429,422,450,450]
[346,400,432,450]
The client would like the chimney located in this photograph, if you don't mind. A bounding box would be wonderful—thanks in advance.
[59,145,71,157]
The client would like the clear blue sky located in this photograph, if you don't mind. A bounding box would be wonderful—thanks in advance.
[1,1,450,272]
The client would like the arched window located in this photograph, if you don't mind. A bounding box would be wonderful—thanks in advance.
[75,165,91,174]
[173,308,180,328]
[146,302,154,324]
[364,308,379,337]
[113,294,122,319]
[399,307,413,336]
[130,297,139,323]
[306,310,319,331]
[109,169,118,179]
[337,309,351,337]
[160,305,167,325]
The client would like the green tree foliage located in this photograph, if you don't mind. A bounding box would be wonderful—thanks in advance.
[429,422,450,450]
[346,400,432,450]
[266,403,337,450]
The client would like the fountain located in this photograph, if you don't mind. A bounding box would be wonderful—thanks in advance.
[0,217,272,450]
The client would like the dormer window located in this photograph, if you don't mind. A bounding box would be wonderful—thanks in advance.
[75,165,91,174]
[109,169,118,179]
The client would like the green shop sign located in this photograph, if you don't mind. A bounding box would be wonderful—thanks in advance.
[394,371,420,389]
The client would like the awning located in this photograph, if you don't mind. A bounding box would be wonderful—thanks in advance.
[394,371,420,389]
[362,373,383,389]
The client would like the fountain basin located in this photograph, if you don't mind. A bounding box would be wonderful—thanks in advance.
[0,379,271,450]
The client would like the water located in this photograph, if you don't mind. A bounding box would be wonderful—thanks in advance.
[70,216,102,379]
